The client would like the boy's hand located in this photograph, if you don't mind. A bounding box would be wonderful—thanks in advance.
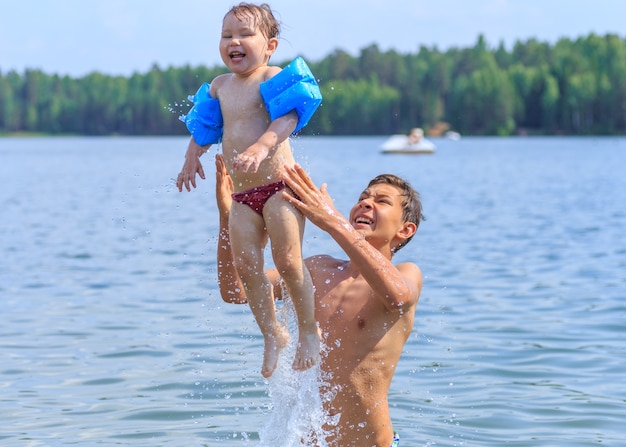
[215,154,233,216]
[282,164,339,232]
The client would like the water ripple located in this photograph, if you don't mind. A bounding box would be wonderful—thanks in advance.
[2,136,625,446]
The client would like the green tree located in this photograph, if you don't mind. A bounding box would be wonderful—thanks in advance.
[449,39,516,134]
[0,71,21,132]
[313,77,399,135]
[3,32,626,136]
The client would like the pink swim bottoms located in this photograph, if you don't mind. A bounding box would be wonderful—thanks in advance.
[231,181,286,215]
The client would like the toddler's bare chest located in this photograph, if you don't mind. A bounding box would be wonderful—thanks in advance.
[219,83,265,112]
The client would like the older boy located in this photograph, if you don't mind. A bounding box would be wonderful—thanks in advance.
[215,155,423,447]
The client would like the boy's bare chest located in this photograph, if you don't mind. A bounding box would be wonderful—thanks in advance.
[316,276,378,323]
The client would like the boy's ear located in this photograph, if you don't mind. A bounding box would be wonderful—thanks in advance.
[397,222,417,241]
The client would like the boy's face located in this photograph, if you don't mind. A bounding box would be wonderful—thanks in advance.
[349,183,411,251]
[219,12,277,75]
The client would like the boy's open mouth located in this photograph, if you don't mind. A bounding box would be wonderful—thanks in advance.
[354,215,373,227]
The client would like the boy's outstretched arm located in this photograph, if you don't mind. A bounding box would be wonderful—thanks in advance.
[177,137,211,192]
[282,165,421,311]
[215,155,247,304]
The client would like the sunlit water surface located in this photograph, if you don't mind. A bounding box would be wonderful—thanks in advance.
[1,136,625,446]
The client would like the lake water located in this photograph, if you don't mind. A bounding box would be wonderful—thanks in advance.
[1,135,625,446]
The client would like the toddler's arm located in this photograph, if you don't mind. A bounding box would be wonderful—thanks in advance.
[233,57,322,173]
[177,81,223,190]
[232,111,298,173]
[176,137,210,192]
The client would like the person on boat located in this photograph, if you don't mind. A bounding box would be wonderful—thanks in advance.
[215,154,423,446]
[407,127,424,145]
[176,3,322,378]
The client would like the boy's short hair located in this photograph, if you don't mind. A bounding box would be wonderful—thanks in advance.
[367,174,423,252]
[226,3,280,39]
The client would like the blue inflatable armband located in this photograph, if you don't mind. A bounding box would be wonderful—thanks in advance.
[180,82,223,146]
[260,57,322,133]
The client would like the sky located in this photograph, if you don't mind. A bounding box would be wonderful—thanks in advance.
[1,0,624,77]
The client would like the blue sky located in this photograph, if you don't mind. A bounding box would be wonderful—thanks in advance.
[1,0,623,77]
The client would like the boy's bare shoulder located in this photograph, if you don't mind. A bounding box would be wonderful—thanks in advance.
[396,260,421,273]
[396,261,422,282]
[305,254,345,270]
[397,261,424,298]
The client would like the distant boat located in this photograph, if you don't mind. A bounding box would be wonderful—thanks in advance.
[445,130,461,141]
[380,134,436,154]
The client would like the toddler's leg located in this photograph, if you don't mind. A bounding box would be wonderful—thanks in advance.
[265,196,320,371]
[230,204,288,378]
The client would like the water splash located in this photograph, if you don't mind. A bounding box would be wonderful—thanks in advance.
[257,292,335,447]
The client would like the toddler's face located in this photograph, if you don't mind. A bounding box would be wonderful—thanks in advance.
[219,12,275,73]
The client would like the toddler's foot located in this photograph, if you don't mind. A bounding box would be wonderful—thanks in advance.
[292,329,321,371]
[261,328,289,378]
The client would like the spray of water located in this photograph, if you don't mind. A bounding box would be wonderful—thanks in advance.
[256,290,338,447]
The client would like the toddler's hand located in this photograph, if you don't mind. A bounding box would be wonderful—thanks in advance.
[232,143,270,173]
[177,156,205,192]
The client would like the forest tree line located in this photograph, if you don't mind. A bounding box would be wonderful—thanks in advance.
[1,33,625,137]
